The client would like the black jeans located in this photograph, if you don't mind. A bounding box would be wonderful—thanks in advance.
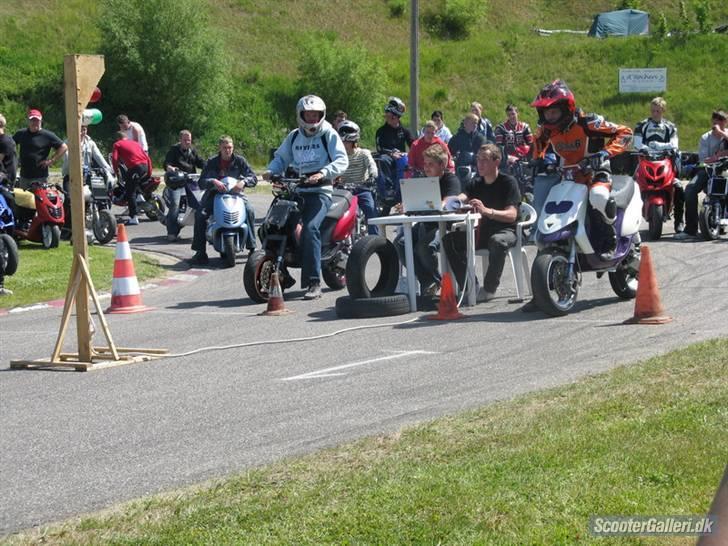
[191,190,256,253]
[684,170,709,235]
[443,226,516,293]
[124,164,148,218]
[395,222,440,288]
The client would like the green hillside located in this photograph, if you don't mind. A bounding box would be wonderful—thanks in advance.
[1,0,727,163]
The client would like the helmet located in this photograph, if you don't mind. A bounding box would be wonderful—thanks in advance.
[531,79,576,131]
[384,96,406,117]
[337,120,361,142]
[164,170,187,190]
[296,95,326,135]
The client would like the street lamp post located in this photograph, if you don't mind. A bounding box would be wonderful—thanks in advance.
[410,0,419,136]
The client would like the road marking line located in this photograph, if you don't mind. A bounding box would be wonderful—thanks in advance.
[280,350,438,381]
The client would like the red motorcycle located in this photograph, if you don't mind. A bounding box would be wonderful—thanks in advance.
[13,181,66,248]
[633,148,678,240]
[244,176,361,302]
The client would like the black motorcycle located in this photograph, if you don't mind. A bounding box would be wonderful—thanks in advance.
[699,157,728,240]
[243,176,362,302]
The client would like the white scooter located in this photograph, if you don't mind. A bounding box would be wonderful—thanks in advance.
[206,176,252,268]
[531,166,642,316]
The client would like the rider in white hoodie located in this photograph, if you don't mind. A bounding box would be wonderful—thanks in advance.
[264,95,349,300]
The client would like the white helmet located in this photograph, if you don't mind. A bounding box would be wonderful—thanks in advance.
[384,96,406,118]
[296,95,326,135]
[337,120,361,142]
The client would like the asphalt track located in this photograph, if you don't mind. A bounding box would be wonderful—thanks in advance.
[1,193,727,535]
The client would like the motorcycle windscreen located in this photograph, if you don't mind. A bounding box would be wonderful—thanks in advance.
[266,200,296,229]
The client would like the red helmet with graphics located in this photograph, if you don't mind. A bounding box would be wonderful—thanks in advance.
[531,79,576,131]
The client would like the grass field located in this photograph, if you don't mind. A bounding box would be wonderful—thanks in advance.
[0,240,163,309]
[4,338,726,545]
[2,0,728,163]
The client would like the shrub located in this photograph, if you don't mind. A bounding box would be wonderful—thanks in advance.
[654,12,669,39]
[296,35,388,145]
[421,0,483,41]
[387,0,406,18]
[694,0,712,33]
[98,0,231,150]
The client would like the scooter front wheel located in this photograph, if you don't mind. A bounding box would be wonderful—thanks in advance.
[699,203,720,240]
[93,209,117,245]
[41,224,61,249]
[531,250,579,316]
[647,204,664,241]
[0,233,19,276]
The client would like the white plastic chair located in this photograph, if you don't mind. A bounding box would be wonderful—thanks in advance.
[456,202,537,303]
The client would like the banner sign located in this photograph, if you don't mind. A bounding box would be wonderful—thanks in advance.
[619,68,667,93]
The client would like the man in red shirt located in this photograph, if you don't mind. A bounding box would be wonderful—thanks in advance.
[111,131,153,225]
[408,121,454,175]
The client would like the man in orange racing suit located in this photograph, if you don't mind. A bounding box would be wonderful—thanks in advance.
[531,80,632,260]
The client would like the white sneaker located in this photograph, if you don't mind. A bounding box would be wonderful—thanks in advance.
[674,231,696,240]
[477,288,495,302]
[125,216,139,226]
[0,287,13,296]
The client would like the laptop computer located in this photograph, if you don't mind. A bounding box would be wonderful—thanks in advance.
[400,177,447,215]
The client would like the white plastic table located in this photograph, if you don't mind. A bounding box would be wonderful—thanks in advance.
[368,212,481,312]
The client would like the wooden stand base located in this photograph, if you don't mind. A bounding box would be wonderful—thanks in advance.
[10,347,169,372]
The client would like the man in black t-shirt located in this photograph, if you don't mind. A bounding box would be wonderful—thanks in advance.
[12,109,67,190]
[443,143,520,302]
[375,97,414,204]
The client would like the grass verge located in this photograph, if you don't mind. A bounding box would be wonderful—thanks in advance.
[4,339,727,544]
[0,241,163,309]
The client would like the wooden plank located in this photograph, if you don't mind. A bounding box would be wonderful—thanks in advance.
[62,55,105,362]
[77,255,119,360]
[50,256,81,363]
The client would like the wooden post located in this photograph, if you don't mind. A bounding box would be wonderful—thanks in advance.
[63,55,105,361]
[9,54,168,371]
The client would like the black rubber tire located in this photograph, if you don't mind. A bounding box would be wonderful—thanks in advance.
[699,204,720,240]
[41,224,61,249]
[0,233,19,276]
[345,235,400,299]
[93,209,117,245]
[322,265,347,291]
[243,250,276,303]
[335,294,410,319]
[531,250,578,317]
[647,204,663,241]
[222,235,236,268]
[608,256,639,299]
[145,195,165,221]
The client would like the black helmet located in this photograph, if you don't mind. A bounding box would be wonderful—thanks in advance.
[164,170,187,190]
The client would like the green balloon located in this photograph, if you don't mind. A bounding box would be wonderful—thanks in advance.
[82,108,103,126]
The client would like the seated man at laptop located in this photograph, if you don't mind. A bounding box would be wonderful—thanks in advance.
[443,143,520,302]
[395,144,460,296]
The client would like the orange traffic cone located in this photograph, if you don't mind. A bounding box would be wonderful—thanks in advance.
[624,245,672,324]
[427,272,465,321]
[106,224,152,314]
[259,271,293,316]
